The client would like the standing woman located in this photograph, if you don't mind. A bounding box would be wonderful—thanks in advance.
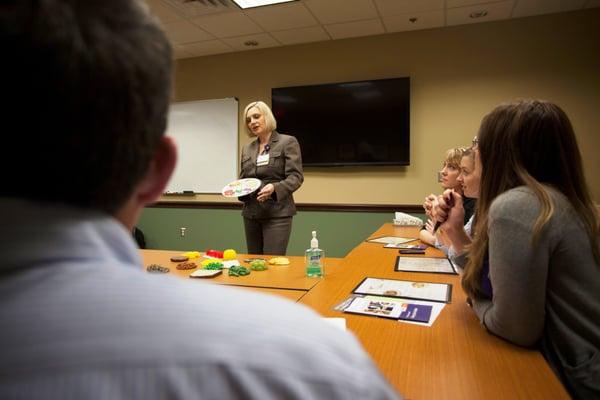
[239,101,304,255]
[440,100,599,398]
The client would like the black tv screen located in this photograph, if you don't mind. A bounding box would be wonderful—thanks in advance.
[272,77,410,166]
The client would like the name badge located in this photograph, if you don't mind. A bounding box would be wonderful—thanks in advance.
[256,153,269,166]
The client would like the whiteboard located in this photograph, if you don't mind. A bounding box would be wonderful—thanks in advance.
[165,98,238,193]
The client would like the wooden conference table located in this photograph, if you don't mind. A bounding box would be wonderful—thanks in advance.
[141,223,569,399]
[141,249,343,302]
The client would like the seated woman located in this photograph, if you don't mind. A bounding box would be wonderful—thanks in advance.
[435,146,492,296]
[440,147,480,255]
[436,100,599,398]
[420,147,475,251]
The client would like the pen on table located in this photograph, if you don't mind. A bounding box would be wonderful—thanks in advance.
[432,191,455,233]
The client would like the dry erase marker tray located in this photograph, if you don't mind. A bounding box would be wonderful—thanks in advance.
[164,191,195,196]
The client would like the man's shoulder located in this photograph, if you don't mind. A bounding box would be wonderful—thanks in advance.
[2,264,399,399]
[126,271,394,394]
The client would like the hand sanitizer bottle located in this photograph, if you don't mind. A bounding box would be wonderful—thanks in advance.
[305,230,324,277]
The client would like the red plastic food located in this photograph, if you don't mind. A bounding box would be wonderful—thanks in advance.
[205,249,224,258]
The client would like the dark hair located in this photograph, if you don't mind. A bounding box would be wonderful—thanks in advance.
[463,100,600,298]
[1,0,172,213]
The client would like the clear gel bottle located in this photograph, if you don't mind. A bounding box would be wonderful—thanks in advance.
[305,230,324,277]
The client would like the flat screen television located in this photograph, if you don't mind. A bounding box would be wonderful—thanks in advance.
[272,77,410,167]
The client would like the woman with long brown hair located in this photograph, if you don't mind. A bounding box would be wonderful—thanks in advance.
[435,100,599,398]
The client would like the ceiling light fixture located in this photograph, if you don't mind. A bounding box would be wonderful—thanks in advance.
[231,0,297,9]
[469,10,488,19]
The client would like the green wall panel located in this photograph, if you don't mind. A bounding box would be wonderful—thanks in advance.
[288,212,392,257]
[138,207,425,258]
[137,208,246,253]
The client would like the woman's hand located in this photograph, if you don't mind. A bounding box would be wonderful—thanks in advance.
[431,190,451,222]
[433,190,472,254]
[423,194,437,217]
[257,183,275,202]
[432,189,464,233]
[424,218,435,233]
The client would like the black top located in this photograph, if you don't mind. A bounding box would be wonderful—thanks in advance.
[463,197,477,225]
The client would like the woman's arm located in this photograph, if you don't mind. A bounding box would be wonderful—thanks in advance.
[419,219,437,246]
[472,191,550,346]
[238,146,253,202]
[433,191,471,254]
[419,219,451,255]
[272,136,304,201]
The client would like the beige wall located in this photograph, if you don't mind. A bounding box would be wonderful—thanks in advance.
[168,8,600,205]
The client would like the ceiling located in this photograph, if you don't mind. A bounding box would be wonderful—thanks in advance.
[145,0,600,59]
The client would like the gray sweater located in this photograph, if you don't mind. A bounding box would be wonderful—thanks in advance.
[468,186,599,399]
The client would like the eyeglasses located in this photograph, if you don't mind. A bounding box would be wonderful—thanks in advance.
[471,136,479,149]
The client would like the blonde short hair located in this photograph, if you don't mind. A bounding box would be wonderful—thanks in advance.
[443,147,468,169]
[243,101,277,137]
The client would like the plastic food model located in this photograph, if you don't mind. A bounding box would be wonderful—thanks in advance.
[205,249,224,259]
[182,251,201,259]
[228,265,250,277]
[176,262,197,270]
[146,264,170,273]
[268,257,290,265]
[250,259,268,271]
[204,262,224,270]
[223,249,237,260]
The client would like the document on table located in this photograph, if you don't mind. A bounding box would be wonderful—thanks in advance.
[334,294,444,326]
[364,296,445,327]
[395,256,458,275]
[366,236,417,245]
[352,277,452,303]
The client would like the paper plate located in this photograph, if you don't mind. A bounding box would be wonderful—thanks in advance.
[190,269,223,278]
[221,178,261,198]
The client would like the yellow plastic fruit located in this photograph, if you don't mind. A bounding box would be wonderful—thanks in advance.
[182,251,201,259]
[223,249,237,260]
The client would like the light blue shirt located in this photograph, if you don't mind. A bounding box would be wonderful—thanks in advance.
[0,198,400,400]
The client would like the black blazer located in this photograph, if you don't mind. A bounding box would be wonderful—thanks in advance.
[239,131,304,219]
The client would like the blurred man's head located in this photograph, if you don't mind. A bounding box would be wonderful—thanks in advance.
[1,0,174,216]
